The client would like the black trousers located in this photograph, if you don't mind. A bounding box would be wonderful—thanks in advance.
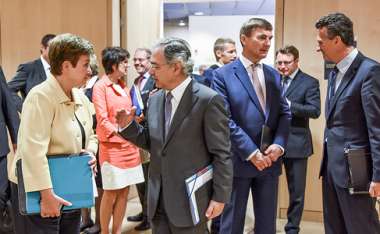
[136,161,149,217]
[283,158,308,234]
[322,170,380,234]
[151,189,209,234]
[10,182,81,234]
[0,156,9,211]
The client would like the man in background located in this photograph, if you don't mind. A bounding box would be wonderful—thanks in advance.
[276,45,320,234]
[7,33,55,112]
[0,67,19,233]
[203,37,237,87]
[127,48,155,231]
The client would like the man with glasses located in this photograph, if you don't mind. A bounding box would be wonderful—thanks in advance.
[203,38,237,87]
[275,45,320,234]
[116,37,233,234]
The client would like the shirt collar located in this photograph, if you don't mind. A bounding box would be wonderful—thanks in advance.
[239,54,262,70]
[143,72,150,79]
[40,55,50,71]
[336,48,358,74]
[165,77,192,102]
[47,75,83,106]
[288,68,299,80]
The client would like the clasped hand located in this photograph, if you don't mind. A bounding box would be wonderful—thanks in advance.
[250,144,283,171]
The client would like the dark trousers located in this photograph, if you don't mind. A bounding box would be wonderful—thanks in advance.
[151,189,208,234]
[283,158,308,234]
[136,161,149,217]
[219,173,279,234]
[322,170,380,234]
[0,156,9,211]
[10,182,81,234]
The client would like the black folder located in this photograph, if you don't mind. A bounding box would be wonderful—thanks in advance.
[345,148,371,195]
[260,125,273,152]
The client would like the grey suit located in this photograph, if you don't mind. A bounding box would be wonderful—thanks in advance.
[7,58,47,112]
[282,70,320,234]
[120,80,233,232]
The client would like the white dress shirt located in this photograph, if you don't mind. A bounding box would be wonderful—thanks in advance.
[335,48,358,91]
[40,55,51,79]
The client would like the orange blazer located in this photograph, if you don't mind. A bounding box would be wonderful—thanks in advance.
[92,75,132,143]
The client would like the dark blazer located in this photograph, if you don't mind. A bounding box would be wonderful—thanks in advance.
[203,64,220,87]
[139,76,155,113]
[120,80,233,227]
[0,67,19,157]
[320,52,380,188]
[284,70,320,158]
[7,58,47,112]
[191,73,208,86]
[212,59,291,178]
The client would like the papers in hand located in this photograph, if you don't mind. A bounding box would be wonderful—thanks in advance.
[185,165,213,225]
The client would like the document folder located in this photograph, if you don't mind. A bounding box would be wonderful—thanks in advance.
[345,148,371,195]
[16,153,94,215]
[185,165,213,225]
[260,125,273,152]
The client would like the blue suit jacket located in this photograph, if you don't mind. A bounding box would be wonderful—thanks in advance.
[212,59,291,178]
[320,52,380,187]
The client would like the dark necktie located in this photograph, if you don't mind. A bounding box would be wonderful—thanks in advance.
[281,76,290,97]
[328,66,339,109]
[164,92,173,139]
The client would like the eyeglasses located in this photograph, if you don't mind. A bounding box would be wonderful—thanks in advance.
[276,60,294,66]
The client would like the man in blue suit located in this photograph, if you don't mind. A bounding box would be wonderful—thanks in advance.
[212,18,291,234]
[316,12,380,234]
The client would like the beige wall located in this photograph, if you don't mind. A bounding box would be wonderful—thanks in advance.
[0,0,113,80]
[277,0,380,221]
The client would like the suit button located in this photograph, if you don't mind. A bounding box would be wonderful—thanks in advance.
[162,152,166,157]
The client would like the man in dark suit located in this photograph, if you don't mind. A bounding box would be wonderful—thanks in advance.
[116,37,233,234]
[127,47,156,231]
[212,18,291,234]
[275,45,320,234]
[316,12,380,233]
[0,66,19,233]
[203,38,237,87]
[7,34,55,112]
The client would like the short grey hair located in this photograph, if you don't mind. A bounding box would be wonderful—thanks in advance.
[154,37,193,76]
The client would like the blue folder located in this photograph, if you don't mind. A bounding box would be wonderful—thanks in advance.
[16,154,94,215]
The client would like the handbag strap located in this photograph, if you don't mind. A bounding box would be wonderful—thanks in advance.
[74,113,86,149]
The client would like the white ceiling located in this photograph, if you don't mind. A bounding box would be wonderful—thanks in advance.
[164,0,275,21]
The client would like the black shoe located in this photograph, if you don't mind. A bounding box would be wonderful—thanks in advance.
[80,219,94,232]
[83,224,100,234]
[134,218,151,231]
[127,212,143,222]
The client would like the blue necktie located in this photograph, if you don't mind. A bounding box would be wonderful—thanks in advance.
[328,67,339,110]
[130,85,142,116]
[164,92,173,139]
[281,76,290,97]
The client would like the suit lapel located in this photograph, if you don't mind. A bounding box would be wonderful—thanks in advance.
[234,60,265,117]
[326,53,364,120]
[163,81,199,149]
[285,70,302,97]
